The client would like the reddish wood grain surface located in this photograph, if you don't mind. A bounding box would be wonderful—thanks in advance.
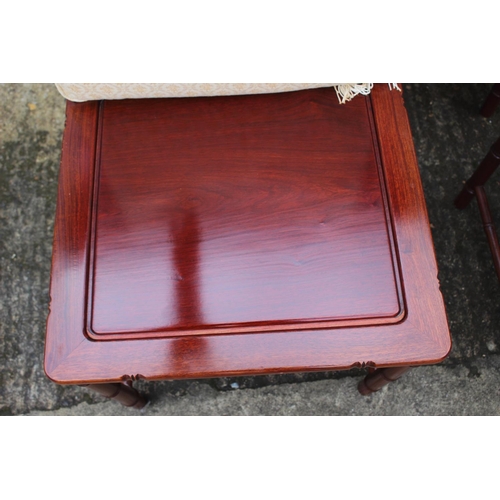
[44,85,451,385]
[90,89,402,338]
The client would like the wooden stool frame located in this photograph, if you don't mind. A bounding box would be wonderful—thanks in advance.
[455,136,500,280]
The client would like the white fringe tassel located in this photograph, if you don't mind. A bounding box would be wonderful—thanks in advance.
[335,84,373,104]
[335,83,401,104]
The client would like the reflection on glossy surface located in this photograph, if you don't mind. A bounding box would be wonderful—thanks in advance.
[90,89,401,336]
[46,86,451,385]
[171,209,203,327]
[168,336,208,374]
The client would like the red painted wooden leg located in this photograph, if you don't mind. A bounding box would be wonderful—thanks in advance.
[83,382,148,409]
[480,84,500,118]
[358,367,411,395]
[455,136,500,209]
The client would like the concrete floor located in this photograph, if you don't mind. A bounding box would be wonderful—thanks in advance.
[1,83,500,416]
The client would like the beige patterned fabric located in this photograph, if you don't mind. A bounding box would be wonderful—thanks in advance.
[55,83,376,104]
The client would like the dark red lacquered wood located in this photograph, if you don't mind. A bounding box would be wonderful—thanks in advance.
[89,89,402,339]
[82,382,148,409]
[44,85,451,388]
[455,136,500,209]
[480,84,500,118]
[358,366,411,395]
[455,135,500,284]
[475,186,500,281]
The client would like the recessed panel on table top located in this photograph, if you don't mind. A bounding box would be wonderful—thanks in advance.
[88,88,403,339]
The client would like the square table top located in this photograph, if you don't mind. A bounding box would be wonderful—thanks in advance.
[45,85,451,384]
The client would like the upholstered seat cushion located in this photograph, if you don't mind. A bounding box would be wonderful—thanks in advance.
[55,83,376,103]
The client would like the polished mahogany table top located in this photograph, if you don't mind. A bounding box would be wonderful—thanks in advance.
[45,85,451,384]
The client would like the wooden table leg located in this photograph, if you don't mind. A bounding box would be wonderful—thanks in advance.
[455,136,500,209]
[480,84,500,118]
[474,185,500,281]
[81,382,148,409]
[358,367,411,395]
